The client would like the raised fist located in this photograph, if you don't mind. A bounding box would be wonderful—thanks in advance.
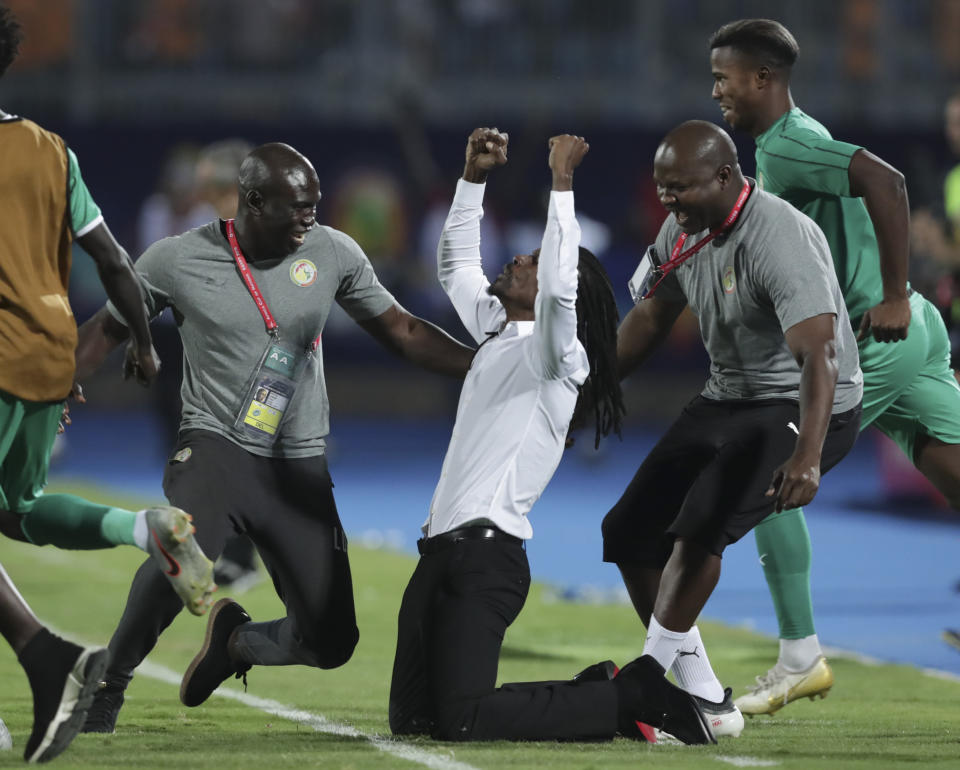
[548,134,589,175]
[463,127,509,182]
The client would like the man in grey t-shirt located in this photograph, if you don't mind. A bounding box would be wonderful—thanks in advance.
[601,121,862,738]
[74,143,474,732]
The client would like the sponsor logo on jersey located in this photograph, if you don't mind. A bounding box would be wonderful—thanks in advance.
[722,265,736,294]
[290,258,317,287]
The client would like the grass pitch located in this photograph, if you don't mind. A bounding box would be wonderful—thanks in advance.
[1,484,958,769]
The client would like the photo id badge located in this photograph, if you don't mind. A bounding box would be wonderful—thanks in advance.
[234,340,302,446]
[627,245,661,304]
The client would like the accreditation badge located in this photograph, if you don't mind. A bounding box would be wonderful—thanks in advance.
[233,339,303,446]
[628,245,661,304]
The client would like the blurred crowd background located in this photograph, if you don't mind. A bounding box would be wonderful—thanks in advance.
[4,0,960,507]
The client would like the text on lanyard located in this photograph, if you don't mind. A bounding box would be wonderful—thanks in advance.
[225,219,279,336]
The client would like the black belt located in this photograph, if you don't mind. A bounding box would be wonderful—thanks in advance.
[417,526,524,555]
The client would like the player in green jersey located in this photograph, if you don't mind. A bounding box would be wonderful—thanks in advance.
[1,6,216,758]
[704,18,960,714]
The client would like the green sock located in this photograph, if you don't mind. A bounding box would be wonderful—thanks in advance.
[754,507,816,639]
[20,494,136,549]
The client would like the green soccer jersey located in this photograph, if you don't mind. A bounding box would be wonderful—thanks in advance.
[755,108,883,323]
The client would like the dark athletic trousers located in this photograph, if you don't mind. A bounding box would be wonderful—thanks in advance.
[103,429,359,688]
[389,530,618,741]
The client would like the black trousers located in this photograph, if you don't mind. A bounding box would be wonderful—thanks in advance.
[603,397,862,566]
[104,430,359,688]
[388,531,618,741]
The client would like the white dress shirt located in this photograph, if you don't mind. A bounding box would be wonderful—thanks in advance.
[423,179,590,540]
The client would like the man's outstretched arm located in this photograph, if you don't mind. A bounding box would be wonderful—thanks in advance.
[535,134,588,378]
[357,304,475,378]
[436,128,509,343]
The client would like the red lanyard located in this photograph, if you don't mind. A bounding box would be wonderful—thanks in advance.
[225,219,279,337]
[647,181,752,297]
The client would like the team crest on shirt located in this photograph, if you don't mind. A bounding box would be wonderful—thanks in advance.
[172,447,192,463]
[290,259,317,287]
[722,265,736,294]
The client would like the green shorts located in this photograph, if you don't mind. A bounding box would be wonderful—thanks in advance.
[860,292,960,461]
[0,389,62,513]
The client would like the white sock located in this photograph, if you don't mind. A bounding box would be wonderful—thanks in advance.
[132,510,149,551]
[779,634,822,673]
[669,625,725,703]
[641,615,688,673]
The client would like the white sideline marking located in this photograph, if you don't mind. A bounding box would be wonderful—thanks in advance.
[715,758,780,768]
[136,660,480,770]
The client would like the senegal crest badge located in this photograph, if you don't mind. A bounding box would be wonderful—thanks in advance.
[290,259,317,287]
[722,265,736,294]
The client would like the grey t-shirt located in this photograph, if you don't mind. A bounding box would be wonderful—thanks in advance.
[108,221,396,457]
[652,183,862,413]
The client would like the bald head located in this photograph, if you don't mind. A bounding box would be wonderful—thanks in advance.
[239,143,318,199]
[657,120,739,174]
[234,142,322,261]
[653,121,747,234]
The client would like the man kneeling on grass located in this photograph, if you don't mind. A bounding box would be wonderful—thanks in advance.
[387,128,716,745]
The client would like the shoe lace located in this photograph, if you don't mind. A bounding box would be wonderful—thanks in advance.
[748,666,786,694]
[235,665,250,692]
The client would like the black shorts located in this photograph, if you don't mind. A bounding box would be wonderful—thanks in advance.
[602,396,861,566]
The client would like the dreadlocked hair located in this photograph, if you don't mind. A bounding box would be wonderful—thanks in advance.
[571,246,625,449]
[0,4,23,79]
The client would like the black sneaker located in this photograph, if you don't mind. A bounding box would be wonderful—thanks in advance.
[614,655,716,746]
[180,598,252,707]
[24,644,111,763]
[572,660,619,683]
[81,683,125,734]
